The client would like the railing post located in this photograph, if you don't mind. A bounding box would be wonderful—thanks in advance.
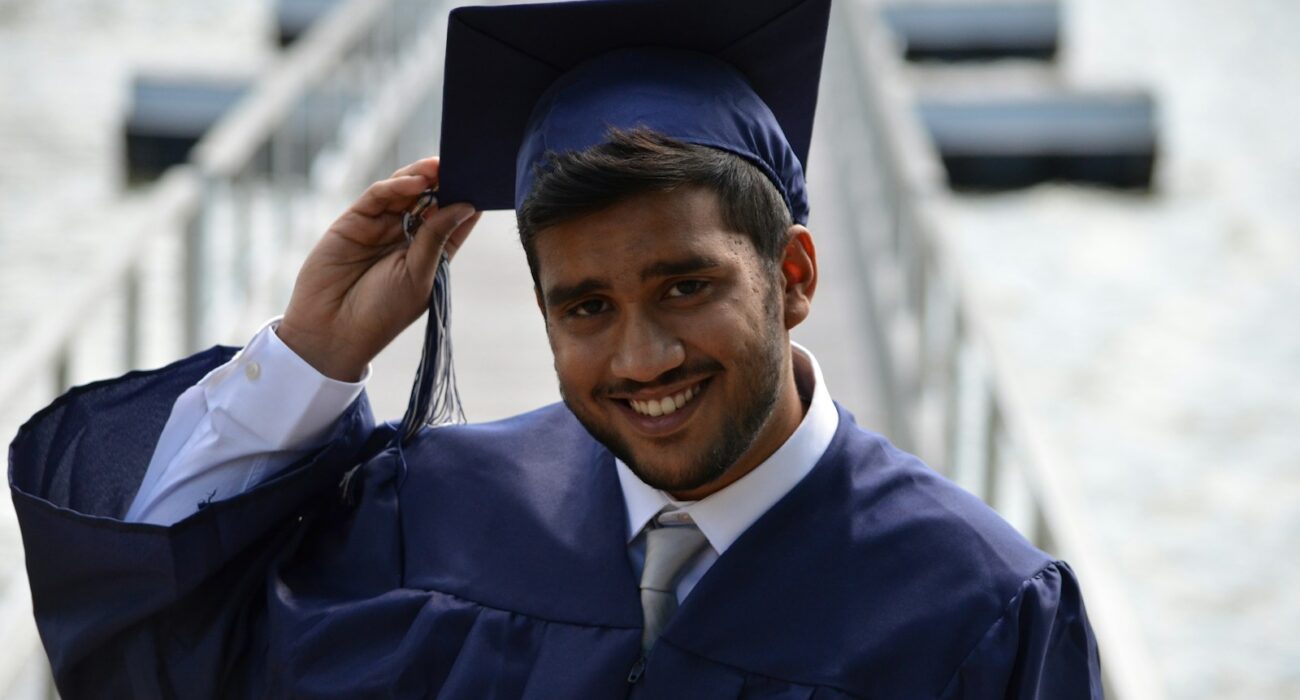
[982,392,1001,508]
[123,267,142,369]
[915,246,930,391]
[943,313,964,472]
[53,349,70,395]
[184,188,210,353]
[270,123,300,302]
[232,167,254,310]
[1033,505,1056,555]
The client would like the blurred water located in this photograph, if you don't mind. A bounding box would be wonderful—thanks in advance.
[931,0,1300,696]
[1,0,1298,698]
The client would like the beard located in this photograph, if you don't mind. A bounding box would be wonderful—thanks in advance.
[559,291,788,494]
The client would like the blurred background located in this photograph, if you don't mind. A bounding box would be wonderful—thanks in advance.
[1,0,1297,697]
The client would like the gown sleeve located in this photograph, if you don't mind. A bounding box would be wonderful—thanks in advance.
[939,561,1104,699]
[126,322,367,525]
[7,346,378,698]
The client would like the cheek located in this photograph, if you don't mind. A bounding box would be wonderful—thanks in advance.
[719,284,772,330]
[671,302,756,356]
[699,292,782,363]
[548,334,601,392]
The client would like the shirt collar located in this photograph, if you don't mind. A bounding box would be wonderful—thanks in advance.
[615,342,839,554]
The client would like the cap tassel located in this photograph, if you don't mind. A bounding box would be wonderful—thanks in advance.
[400,252,466,443]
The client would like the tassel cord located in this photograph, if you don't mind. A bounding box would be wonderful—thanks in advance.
[400,252,466,443]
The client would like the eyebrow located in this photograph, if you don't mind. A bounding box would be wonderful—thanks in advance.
[543,255,723,309]
[640,255,722,281]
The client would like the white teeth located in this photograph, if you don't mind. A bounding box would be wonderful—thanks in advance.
[628,383,703,417]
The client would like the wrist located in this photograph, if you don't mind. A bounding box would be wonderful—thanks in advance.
[274,320,367,383]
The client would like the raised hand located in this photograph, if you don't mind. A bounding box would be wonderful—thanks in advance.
[278,157,482,381]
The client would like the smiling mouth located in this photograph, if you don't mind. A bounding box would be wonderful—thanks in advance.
[625,381,705,418]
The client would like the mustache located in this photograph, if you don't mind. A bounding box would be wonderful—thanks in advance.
[595,358,724,398]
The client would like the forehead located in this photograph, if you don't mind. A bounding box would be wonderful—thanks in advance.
[533,187,754,286]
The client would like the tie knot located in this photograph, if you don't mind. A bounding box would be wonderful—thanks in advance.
[640,520,709,593]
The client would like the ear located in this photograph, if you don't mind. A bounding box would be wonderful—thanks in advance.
[779,225,817,330]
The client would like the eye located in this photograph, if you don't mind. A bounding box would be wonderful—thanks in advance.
[666,280,709,298]
[569,298,610,317]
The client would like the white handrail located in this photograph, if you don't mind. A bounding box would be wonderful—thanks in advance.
[0,169,199,409]
[193,0,391,177]
[832,1,1164,697]
[0,0,448,695]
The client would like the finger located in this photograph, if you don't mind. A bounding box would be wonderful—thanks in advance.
[406,203,478,286]
[351,174,431,218]
[391,156,441,181]
[442,211,482,262]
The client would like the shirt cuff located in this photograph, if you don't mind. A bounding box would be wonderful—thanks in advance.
[200,317,369,451]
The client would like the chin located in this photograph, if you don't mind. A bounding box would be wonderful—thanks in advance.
[566,392,773,496]
[621,449,731,494]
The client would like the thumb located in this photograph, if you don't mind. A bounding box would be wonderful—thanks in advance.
[406,202,477,288]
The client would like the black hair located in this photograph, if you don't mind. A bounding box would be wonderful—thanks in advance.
[516,128,793,287]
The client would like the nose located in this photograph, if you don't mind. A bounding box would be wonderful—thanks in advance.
[610,311,685,383]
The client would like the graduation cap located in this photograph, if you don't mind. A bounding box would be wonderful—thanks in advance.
[439,0,832,223]
[403,0,832,439]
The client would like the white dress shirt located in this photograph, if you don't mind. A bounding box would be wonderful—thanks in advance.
[126,322,840,604]
[125,319,368,523]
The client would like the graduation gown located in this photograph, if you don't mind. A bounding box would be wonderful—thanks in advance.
[9,347,1102,699]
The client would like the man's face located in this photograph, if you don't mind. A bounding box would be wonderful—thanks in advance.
[533,187,792,496]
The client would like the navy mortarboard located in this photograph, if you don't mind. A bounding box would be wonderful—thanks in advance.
[437,0,832,223]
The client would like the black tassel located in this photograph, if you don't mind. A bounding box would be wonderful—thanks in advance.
[399,190,466,443]
[401,253,465,442]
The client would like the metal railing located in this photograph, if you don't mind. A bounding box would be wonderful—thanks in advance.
[0,0,447,694]
[824,1,1165,697]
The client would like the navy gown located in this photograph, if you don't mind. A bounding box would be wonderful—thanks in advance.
[9,347,1102,698]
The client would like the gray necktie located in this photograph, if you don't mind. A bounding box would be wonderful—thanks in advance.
[639,513,709,654]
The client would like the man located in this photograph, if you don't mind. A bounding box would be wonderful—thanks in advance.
[9,0,1102,697]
